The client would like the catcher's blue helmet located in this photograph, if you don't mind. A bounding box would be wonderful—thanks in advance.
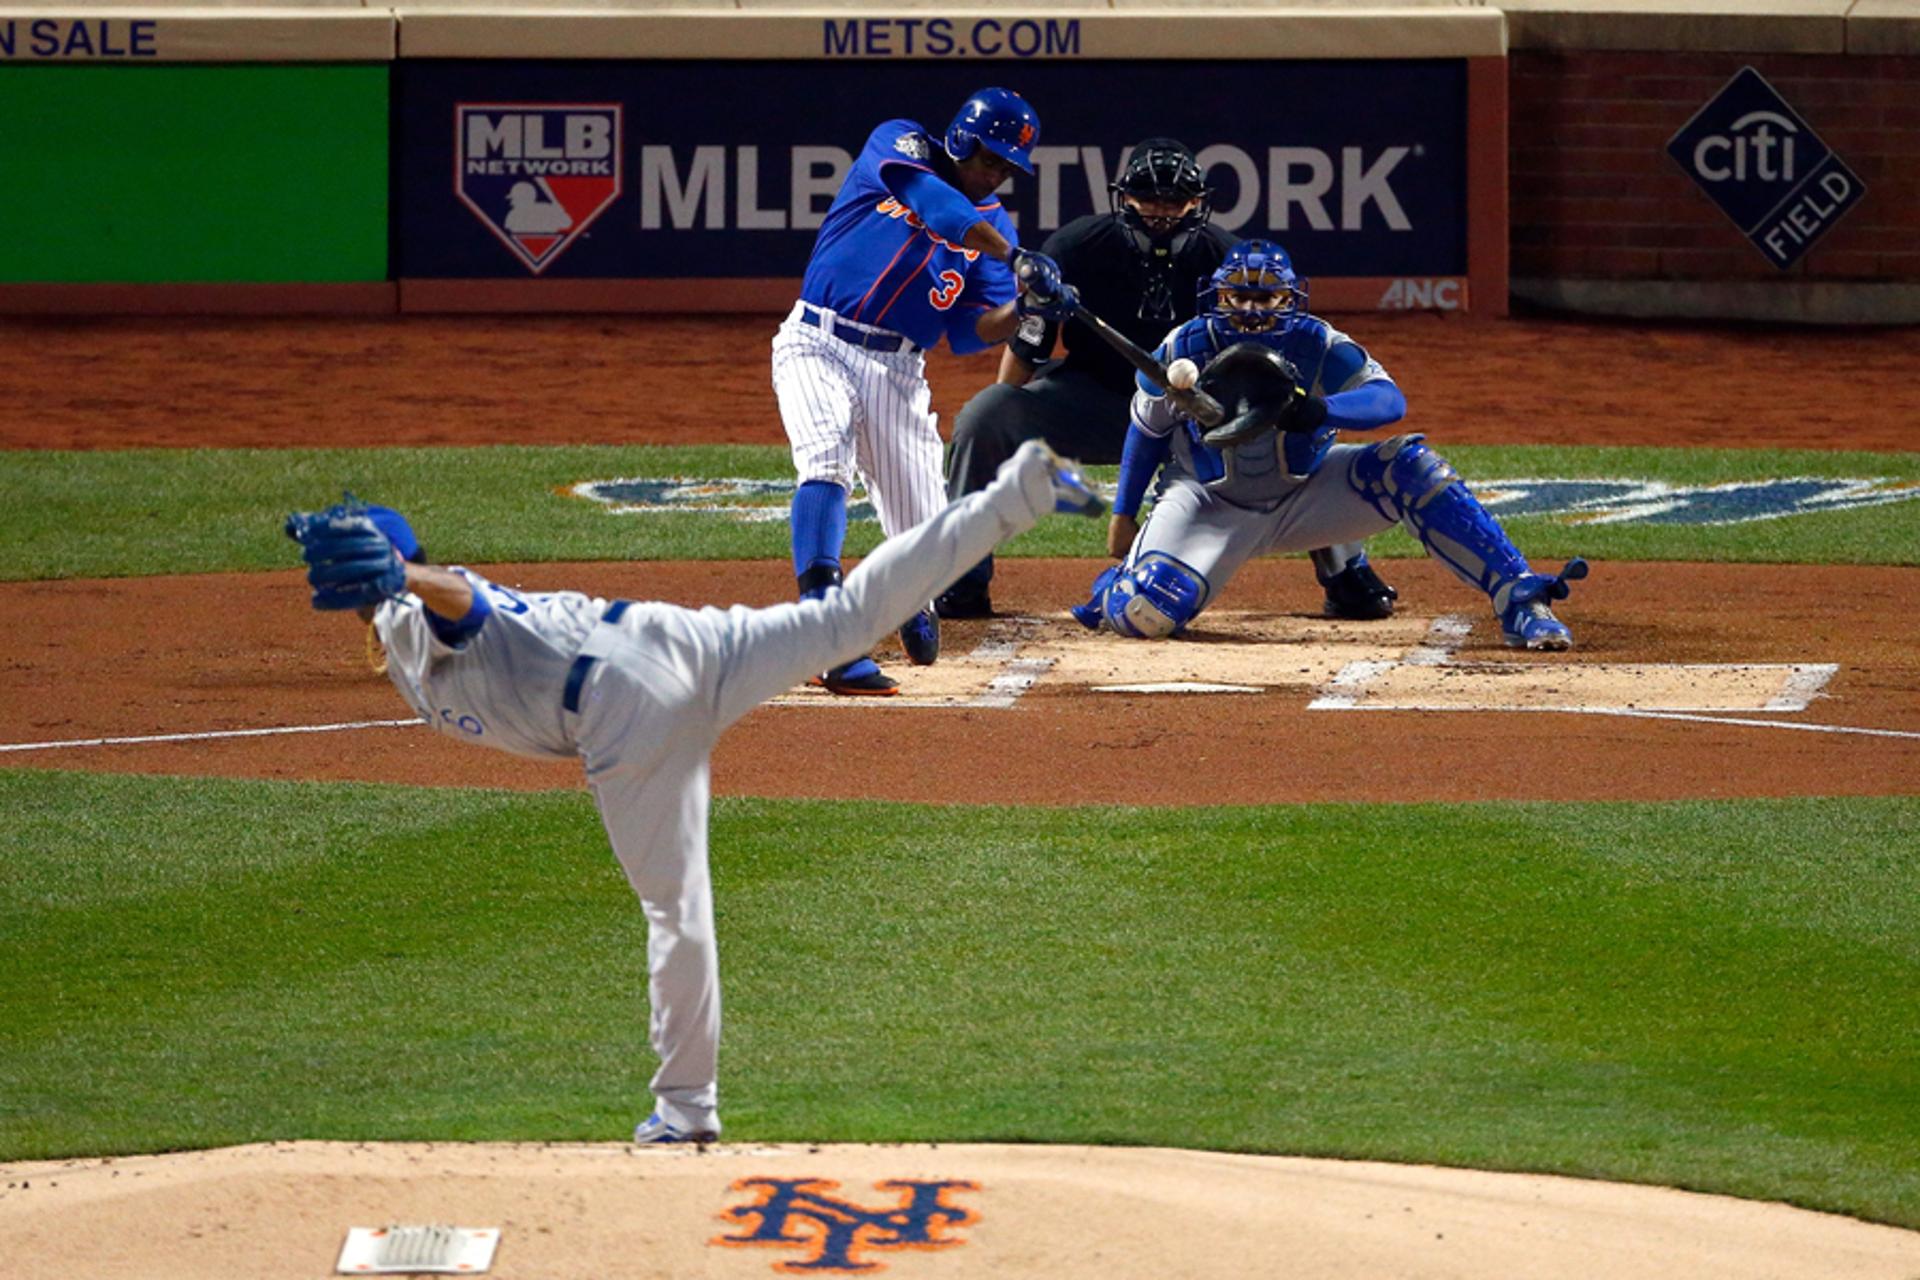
[944,87,1039,175]
[1202,239,1309,334]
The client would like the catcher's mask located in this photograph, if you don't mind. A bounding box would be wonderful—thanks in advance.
[1202,239,1307,335]
[1195,342,1306,442]
[1110,138,1212,255]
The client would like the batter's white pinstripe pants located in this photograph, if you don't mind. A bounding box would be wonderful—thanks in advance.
[770,301,948,539]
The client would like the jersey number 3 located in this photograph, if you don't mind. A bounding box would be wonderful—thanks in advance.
[928,270,964,311]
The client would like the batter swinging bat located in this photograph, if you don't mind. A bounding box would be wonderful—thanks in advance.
[1013,255,1227,427]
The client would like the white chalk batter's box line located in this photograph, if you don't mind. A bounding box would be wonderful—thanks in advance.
[1308,614,1842,714]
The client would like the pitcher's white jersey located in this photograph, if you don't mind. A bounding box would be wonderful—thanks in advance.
[375,571,604,761]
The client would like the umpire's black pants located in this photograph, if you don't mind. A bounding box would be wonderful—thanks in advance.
[944,364,1131,593]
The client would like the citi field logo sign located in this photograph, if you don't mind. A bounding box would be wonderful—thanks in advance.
[457,104,622,274]
[1666,67,1864,269]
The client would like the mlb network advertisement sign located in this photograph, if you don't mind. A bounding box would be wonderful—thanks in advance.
[396,60,1466,280]
[1667,67,1866,269]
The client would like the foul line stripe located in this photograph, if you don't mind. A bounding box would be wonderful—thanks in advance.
[0,719,422,754]
[1332,703,1919,740]
[1571,706,1920,740]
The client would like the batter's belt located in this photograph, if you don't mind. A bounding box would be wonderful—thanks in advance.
[796,303,918,354]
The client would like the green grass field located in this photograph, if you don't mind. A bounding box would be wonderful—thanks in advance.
[4,441,1917,1229]
[3,772,1915,1226]
[4,443,1918,579]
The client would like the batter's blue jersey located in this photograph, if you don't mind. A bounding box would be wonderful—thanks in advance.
[1143,314,1395,483]
[800,120,1018,354]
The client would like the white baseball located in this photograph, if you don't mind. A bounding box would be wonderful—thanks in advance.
[1166,358,1200,391]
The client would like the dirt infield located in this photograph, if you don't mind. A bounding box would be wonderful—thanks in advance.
[8,310,1920,453]
[4,312,1918,1276]
[6,557,1918,803]
[5,1142,1920,1280]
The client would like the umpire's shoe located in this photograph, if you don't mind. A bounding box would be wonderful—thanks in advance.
[900,607,940,665]
[935,582,993,620]
[1321,560,1399,621]
[811,654,900,696]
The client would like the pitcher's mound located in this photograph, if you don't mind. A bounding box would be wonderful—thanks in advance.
[4,1141,1917,1279]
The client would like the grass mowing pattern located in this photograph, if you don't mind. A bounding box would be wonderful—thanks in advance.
[4,770,1915,1228]
[4,444,1918,580]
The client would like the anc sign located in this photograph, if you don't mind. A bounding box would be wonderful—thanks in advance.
[572,475,1920,527]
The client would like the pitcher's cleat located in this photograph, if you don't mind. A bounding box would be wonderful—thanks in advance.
[633,1112,719,1145]
[1033,443,1106,517]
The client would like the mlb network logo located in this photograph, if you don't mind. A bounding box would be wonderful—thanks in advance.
[456,103,622,274]
[1666,67,1865,269]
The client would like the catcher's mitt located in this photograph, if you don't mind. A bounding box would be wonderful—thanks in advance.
[284,492,406,611]
[1196,343,1327,450]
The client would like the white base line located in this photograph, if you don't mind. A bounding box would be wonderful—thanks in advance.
[1572,706,1920,740]
[0,718,423,754]
[1328,702,1919,740]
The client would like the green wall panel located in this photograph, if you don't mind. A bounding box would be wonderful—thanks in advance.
[0,64,387,283]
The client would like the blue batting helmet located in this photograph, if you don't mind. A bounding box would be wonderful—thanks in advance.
[1202,239,1309,334]
[944,87,1040,175]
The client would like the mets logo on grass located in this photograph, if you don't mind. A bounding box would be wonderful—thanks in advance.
[713,1176,979,1273]
[456,104,622,274]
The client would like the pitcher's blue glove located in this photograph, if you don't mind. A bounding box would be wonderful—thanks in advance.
[1011,248,1080,323]
[284,493,406,611]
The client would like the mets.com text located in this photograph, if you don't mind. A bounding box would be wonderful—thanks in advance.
[824,18,1081,58]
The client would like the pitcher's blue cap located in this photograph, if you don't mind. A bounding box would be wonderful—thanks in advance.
[362,505,420,562]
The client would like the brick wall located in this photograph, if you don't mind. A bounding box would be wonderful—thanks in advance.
[1510,51,1920,284]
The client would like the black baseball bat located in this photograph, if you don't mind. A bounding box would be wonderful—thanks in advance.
[1011,254,1227,427]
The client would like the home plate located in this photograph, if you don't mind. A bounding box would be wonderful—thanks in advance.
[1094,682,1265,694]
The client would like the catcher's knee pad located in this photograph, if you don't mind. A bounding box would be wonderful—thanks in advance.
[1348,434,1527,596]
[1348,433,1455,521]
[1102,552,1208,639]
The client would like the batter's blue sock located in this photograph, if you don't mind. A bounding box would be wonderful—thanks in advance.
[790,480,849,597]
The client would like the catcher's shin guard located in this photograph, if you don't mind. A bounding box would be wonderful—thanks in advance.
[1348,435,1528,598]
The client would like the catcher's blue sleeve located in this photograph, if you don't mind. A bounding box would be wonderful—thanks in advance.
[1113,422,1171,519]
[1319,340,1406,432]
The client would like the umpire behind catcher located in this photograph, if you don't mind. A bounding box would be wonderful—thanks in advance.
[936,137,1397,625]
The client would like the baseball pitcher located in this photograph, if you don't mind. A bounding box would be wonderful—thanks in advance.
[1075,238,1587,650]
[773,86,1077,695]
[284,442,1103,1144]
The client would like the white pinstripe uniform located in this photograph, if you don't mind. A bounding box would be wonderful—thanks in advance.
[369,442,1068,1139]
[772,304,947,540]
[776,119,1020,577]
